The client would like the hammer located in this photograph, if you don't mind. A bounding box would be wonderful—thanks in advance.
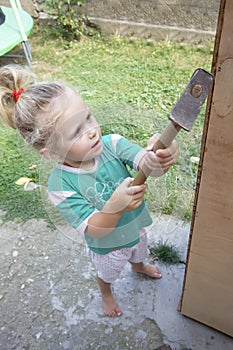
[132,68,214,185]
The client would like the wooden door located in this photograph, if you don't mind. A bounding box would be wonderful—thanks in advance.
[179,0,233,337]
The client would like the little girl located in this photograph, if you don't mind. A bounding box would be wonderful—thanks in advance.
[0,64,179,317]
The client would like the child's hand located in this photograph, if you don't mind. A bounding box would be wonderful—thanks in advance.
[142,134,179,177]
[88,178,147,237]
[105,177,147,214]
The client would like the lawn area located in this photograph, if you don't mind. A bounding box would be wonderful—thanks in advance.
[0,26,214,223]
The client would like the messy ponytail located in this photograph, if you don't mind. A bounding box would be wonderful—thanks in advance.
[0,64,67,150]
[0,64,35,128]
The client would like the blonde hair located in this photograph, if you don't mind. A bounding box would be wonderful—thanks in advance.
[0,64,68,150]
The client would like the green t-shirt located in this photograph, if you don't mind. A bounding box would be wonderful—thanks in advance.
[48,134,152,254]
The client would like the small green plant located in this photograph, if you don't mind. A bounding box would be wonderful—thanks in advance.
[150,240,181,264]
[44,0,96,41]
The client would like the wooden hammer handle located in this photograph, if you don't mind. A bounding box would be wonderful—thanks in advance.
[132,121,181,185]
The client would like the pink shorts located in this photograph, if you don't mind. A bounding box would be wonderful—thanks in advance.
[87,229,149,283]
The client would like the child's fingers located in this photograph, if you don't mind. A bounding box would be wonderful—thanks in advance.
[121,178,146,196]
[155,140,179,159]
[144,151,163,166]
[128,183,147,195]
[155,149,175,160]
[146,133,160,150]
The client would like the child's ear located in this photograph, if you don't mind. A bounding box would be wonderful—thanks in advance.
[39,147,58,160]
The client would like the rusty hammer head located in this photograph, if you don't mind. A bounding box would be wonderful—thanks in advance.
[169,68,214,131]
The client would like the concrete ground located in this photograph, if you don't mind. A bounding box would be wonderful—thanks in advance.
[0,210,232,350]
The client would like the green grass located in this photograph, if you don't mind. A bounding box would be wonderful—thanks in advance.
[0,127,50,222]
[150,240,182,265]
[0,26,214,223]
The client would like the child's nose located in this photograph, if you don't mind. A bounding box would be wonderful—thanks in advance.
[88,127,97,138]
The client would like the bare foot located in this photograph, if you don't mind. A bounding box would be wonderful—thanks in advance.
[96,275,122,317]
[131,262,162,279]
[102,294,122,317]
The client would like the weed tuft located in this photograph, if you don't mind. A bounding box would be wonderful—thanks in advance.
[150,240,181,265]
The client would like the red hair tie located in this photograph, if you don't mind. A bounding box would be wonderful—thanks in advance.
[12,88,24,102]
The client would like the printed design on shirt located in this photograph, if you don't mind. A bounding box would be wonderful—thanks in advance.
[85,177,124,208]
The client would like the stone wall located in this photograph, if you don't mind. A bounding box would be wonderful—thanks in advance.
[1,0,221,43]
[83,0,220,43]
[85,0,218,31]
